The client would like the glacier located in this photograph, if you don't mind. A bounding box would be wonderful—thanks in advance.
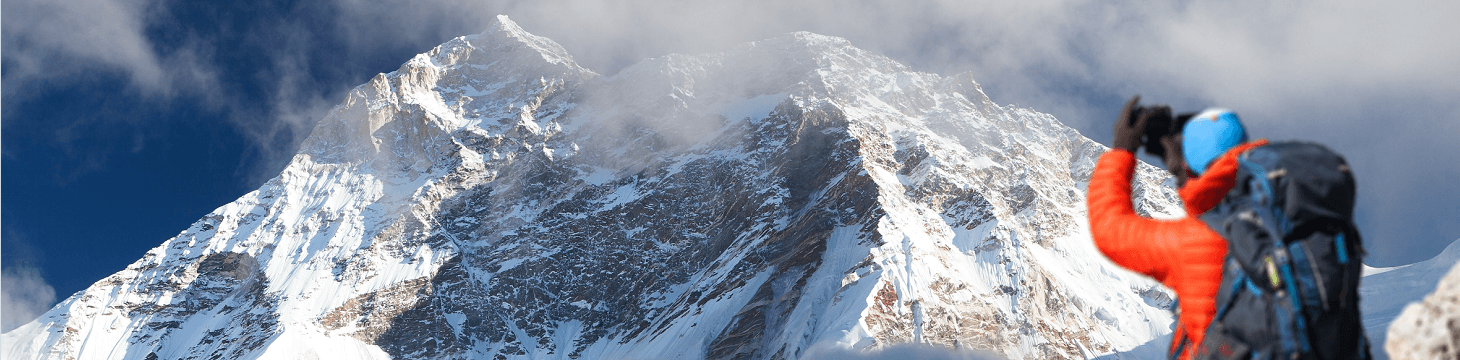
[3,15,1194,359]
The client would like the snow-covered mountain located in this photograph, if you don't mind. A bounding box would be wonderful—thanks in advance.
[2,15,1190,359]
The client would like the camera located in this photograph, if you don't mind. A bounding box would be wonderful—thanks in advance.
[1130,105,1196,158]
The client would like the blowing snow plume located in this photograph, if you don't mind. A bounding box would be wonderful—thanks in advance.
[3,16,1185,359]
[1,267,57,333]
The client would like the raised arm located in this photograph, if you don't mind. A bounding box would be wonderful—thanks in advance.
[1087,148,1231,358]
[1087,149,1177,281]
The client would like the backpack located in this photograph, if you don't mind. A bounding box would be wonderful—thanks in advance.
[1177,141,1372,359]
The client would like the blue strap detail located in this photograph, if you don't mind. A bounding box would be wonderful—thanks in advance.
[1296,316,1312,353]
[1239,158,1273,202]
[1274,303,1297,354]
[1279,263,1312,353]
[1279,263,1302,310]
[1359,333,1371,360]
[1243,276,1264,295]
[1239,157,1294,238]
[1336,233,1350,264]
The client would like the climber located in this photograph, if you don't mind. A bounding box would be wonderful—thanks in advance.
[1087,95,1263,359]
[1089,95,1370,359]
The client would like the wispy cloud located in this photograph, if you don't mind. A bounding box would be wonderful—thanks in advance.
[2,266,58,332]
[1,0,219,99]
[4,0,349,183]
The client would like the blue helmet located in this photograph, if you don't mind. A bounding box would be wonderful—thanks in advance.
[1182,108,1248,175]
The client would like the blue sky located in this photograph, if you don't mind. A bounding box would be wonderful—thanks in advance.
[4,0,1458,330]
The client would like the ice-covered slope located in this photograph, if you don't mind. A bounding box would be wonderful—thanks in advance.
[1382,243,1460,359]
[3,15,1187,360]
[1359,238,1460,360]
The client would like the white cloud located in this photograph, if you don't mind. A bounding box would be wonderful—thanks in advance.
[2,267,58,333]
[1,0,219,98]
[2,0,160,86]
[6,0,1454,264]
[374,0,1457,264]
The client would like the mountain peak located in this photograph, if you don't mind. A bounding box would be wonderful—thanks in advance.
[476,15,579,69]
[490,14,525,34]
[4,16,1190,360]
[788,31,854,47]
[294,14,595,165]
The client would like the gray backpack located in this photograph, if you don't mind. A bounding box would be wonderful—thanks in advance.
[1184,141,1370,359]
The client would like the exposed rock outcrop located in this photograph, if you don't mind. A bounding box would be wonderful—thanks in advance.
[1386,261,1460,359]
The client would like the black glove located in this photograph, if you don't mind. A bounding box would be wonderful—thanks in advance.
[1112,96,1148,152]
[1160,135,1188,186]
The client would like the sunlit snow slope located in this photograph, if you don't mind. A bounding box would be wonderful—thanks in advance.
[3,15,1189,360]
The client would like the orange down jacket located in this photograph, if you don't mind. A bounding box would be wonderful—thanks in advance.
[1087,140,1266,359]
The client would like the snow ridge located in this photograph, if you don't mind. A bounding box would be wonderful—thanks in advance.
[3,15,1186,360]
[1360,238,1460,359]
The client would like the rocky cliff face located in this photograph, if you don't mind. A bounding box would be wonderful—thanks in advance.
[2,15,1185,360]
